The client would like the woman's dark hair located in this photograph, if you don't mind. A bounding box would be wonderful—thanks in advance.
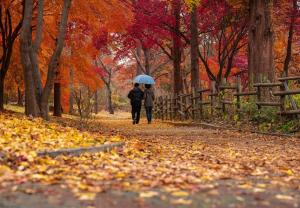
[134,83,139,87]
[145,84,151,89]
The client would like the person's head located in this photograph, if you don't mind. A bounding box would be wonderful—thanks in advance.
[145,84,151,89]
[134,83,139,88]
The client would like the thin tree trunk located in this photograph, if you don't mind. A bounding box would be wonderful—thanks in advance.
[248,0,274,84]
[53,82,62,117]
[106,83,114,114]
[69,67,74,114]
[172,0,183,94]
[190,4,199,89]
[0,78,4,110]
[107,87,115,114]
[94,90,99,114]
[143,47,151,75]
[20,0,40,117]
[75,90,82,118]
[136,46,143,75]
[17,87,23,106]
[40,0,72,120]
[283,0,296,77]
[183,75,189,94]
[29,0,44,107]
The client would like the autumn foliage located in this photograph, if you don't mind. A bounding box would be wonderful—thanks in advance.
[0,0,298,116]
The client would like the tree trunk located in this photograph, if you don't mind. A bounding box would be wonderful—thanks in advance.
[248,0,275,84]
[0,78,4,111]
[69,68,74,114]
[190,5,199,89]
[20,0,40,117]
[17,87,23,106]
[283,0,297,77]
[106,84,114,114]
[94,90,99,114]
[136,47,143,75]
[40,0,72,120]
[29,0,44,106]
[143,47,151,75]
[53,82,62,117]
[172,0,183,94]
[0,76,5,112]
[75,90,82,118]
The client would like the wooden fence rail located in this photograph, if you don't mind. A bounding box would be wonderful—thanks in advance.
[154,76,300,121]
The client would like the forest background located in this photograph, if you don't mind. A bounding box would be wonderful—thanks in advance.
[0,0,299,121]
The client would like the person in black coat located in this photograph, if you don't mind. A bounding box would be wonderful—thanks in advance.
[128,83,144,124]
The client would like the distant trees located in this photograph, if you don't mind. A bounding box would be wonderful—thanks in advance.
[0,0,299,119]
[126,0,299,92]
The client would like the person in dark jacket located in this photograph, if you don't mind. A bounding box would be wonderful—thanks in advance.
[128,83,144,124]
[144,84,155,124]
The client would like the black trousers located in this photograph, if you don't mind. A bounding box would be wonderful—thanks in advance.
[131,103,142,124]
[145,106,153,122]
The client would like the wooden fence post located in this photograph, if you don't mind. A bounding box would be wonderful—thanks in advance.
[221,78,226,113]
[183,94,187,120]
[178,94,182,121]
[157,97,160,119]
[165,95,168,120]
[236,75,242,115]
[168,95,172,120]
[280,83,286,115]
[160,96,165,120]
[174,93,177,120]
[198,88,203,119]
[256,86,262,110]
[210,81,216,116]
[192,88,196,120]
[170,94,173,120]
[256,75,262,110]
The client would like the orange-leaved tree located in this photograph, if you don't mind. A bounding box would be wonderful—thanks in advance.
[0,0,23,110]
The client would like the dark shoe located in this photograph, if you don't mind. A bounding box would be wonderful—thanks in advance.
[133,120,136,125]
[148,121,151,124]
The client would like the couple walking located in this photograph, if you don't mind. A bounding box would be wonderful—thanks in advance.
[128,83,155,124]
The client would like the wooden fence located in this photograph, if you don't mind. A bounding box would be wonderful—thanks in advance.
[154,76,300,121]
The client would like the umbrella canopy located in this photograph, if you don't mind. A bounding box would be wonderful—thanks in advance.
[133,74,155,85]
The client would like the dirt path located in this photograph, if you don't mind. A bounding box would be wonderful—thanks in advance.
[1,113,300,208]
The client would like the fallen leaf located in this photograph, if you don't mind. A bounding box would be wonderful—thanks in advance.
[275,194,294,201]
[78,192,96,201]
[139,191,159,198]
[171,191,189,197]
[171,198,192,205]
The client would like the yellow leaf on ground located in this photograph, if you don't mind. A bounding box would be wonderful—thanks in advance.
[116,172,126,178]
[275,194,294,201]
[286,169,293,176]
[171,198,192,205]
[110,136,122,142]
[171,191,189,197]
[0,165,12,176]
[78,192,96,201]
[139,191,159,198]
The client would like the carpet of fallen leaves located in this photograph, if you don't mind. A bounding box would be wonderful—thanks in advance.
[0,110,300,207]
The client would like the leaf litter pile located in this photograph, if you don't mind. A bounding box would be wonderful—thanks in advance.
[0,112,300,207]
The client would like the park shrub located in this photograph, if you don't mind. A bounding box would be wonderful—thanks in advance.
[277,120,300,133]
